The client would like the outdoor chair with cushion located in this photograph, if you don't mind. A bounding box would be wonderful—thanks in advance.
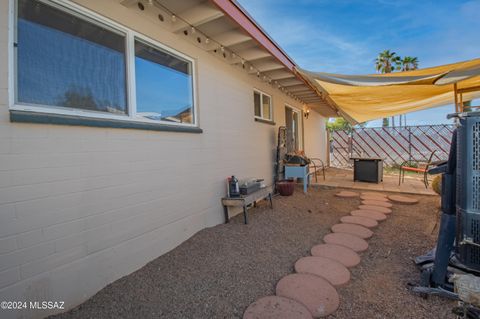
[398,150,437,188]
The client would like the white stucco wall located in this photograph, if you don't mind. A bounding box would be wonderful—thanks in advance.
[0,1,327,318]
[303,110,328,163]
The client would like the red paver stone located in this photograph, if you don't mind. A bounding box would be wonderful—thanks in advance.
[358,205,392,214]
[351,210,387,221]
[276,273,340,318]
[388,195,419,204]
[310,244,361,268]
[335,191,359,198]
[361,200,393,208]
[243,295,313,319]
[362,192,387,198]
[295,256,351,287]
[360,195,390,202]
[323,232,369,252]
[331,223,373,239]
[340,215,378,228]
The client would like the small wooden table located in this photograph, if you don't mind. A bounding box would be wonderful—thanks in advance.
[221,185,273,224]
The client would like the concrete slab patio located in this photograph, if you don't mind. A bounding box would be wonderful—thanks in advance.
[313,168,436,196]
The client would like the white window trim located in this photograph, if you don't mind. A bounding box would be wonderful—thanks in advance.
[253,89,273,121]
[8,0,199,128]
[285,103,302,115]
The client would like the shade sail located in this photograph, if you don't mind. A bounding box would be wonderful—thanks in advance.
[296,58,480,124]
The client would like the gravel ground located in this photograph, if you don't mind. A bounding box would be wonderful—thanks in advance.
[50,186,454,319]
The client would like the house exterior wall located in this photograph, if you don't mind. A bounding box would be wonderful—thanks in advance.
[304,110,328,162]
[0,1,327,318]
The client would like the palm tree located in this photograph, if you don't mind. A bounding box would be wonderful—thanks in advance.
[398,56,419,126]
[400,56,419,71]
[375,50,401,74]
[375,50,401,126]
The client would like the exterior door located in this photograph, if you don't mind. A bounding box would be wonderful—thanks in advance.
[285,106,299,153]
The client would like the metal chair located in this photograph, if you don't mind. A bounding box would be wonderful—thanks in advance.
[282,153,326,192]
[398,150,437,188]
[308,158,326,182]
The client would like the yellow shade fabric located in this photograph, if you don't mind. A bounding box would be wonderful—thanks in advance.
[297,58,480,124]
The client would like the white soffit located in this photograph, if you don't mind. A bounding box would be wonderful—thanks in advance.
[120,0,328,112]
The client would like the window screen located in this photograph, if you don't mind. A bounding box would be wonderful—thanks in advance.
[16,0,127,114]
[262,95,271,120]
[135,39,194,124]
[254,90,272,120]
[254,91,261,117]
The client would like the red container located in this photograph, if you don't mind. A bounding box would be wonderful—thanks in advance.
[277,180,295,196]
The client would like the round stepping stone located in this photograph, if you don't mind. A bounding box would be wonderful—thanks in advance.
[388,195,419,204]
[341,215,378,228]
[276,273,339,318]
[358,205,392,214]
[331,223,373,239]
[323,232,369,252]
[362,192,387,198]
[294,256,351,287]
[335,190,359,198]
[351,210,387,221]
[360,195,390,202]
[243,295,313,319]
[361,200,393,208]
[311,244,361,268]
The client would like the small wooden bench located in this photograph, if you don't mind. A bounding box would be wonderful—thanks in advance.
[221,185,273,224]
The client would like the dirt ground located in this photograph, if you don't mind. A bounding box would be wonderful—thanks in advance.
[50,186,455,319]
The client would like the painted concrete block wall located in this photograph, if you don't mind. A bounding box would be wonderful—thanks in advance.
[0,1,327,318]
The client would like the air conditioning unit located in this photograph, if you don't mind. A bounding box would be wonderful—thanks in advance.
[456,112,480,271]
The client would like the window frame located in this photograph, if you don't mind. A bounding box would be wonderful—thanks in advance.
[285,103,303,150]
[253,89,273,121]
[9,0,199,128]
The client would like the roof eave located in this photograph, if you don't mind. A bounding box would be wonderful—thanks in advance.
[209,0,295,71]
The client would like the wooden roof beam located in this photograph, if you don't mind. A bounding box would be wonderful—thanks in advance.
[278,78,304,87]
[171,3,224,32]
[286,85,311,92]
[206,30,252,50]
[254,61,285,72]
[236,48,271,61]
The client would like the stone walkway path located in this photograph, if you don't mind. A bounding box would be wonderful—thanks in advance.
[243,191,419,318]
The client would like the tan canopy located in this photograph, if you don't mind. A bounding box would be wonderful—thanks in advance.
[296,58,480,124]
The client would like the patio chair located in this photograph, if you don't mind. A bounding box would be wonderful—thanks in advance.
[308,158,326,182]
[398,150,437,188]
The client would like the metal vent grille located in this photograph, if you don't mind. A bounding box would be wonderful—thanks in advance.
[469,246,480,266]
[474,176,480,210]
[473,122,480,210]
[474,122,480,171]
[473,218,480,242]
[469,218,480,265]
[457,126,465,203]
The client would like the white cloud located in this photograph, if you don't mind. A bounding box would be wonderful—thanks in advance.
[238,0,373,73]
[239,0,480,74]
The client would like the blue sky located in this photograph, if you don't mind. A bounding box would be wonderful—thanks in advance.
[237,0,480,126]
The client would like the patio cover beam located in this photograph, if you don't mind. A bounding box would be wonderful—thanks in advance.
[171,3,225,32]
